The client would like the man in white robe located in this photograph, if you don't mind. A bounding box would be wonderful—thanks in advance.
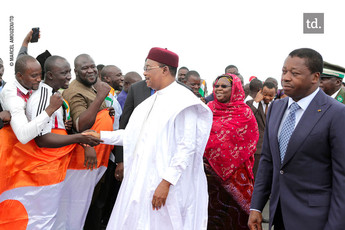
[92,47,212,230]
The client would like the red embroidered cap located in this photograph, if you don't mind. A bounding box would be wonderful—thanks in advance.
[146,47,179,68]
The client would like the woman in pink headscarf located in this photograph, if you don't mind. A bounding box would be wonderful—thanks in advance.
[204,74,259,230]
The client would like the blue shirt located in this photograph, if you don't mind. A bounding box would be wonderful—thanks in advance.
[117,90,128,110]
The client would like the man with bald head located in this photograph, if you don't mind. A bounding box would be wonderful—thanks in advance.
[0,55,62,144]
[27,55,100,149]
[99,65,123,131]
[101,65,124,92]
[63,54,111,132]
[1,55,100,229]
[62,54,114,230]
[0,55,64,228]
[117,71,142,110]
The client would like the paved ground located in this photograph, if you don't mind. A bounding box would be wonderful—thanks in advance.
[262,200,270,230]
[101,200,272,230]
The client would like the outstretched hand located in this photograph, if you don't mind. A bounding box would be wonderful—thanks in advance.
[82,130,100,139]
[79,133,103,146]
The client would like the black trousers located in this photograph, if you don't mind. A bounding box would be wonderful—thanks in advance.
[273,201,285,230]
[84,160,122,230]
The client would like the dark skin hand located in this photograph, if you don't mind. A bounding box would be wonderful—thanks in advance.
[0,111,11,124]
[22,29,41,47]
[84,146,97,170]
[248,210,263,230]
[152,179,171,210]
[64,118,73,132]
[45,93,63,117]
[114,162,124,181]
[108,107,115,117]
[82,130,100,139]
[254,89,264,103]
[35,132,103,148]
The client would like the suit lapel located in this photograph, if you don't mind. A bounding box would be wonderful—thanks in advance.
[269,98,288,166]
[258,102,266,126]
[281,90,329,167]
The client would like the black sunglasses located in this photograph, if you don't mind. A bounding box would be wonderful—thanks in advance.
[214,85,231,89]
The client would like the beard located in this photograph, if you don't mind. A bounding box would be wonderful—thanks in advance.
[78,75,97,87]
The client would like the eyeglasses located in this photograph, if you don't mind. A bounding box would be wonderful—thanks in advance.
[143,65,164,72]
[214,84,231,89]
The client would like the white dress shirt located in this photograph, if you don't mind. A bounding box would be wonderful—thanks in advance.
[252,100,271,113]
[278,88,319,136]
[331,87,341,99]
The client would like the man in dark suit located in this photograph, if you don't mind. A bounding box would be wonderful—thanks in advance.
[246,81,276,179]
[119,80,152,128]
[248,48,345,230]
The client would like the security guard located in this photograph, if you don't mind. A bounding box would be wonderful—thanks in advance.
[320,61,345,104]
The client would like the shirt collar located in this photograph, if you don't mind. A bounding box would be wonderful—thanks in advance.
[156,81,176,95]
[260,100,272,106]
[288,88,319,111]
[14,78,30,95]
[331,87,341,98]
[41,81,53,91]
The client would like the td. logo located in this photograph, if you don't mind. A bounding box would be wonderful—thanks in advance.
[303,13,324,34]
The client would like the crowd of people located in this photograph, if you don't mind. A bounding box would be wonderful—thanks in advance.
[1,29,345,230]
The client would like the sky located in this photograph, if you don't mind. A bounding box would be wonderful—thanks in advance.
[1,0,344,92]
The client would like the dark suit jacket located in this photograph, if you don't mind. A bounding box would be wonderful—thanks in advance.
[246,100,266,155]
[114,80,151,162]
[246,100,266,178]
[251,90,345,230]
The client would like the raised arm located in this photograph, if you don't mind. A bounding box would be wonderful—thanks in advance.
[17,29,41,60]
[76,81,110,132]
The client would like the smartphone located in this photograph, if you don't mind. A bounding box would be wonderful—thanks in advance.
[30,27,39,43]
